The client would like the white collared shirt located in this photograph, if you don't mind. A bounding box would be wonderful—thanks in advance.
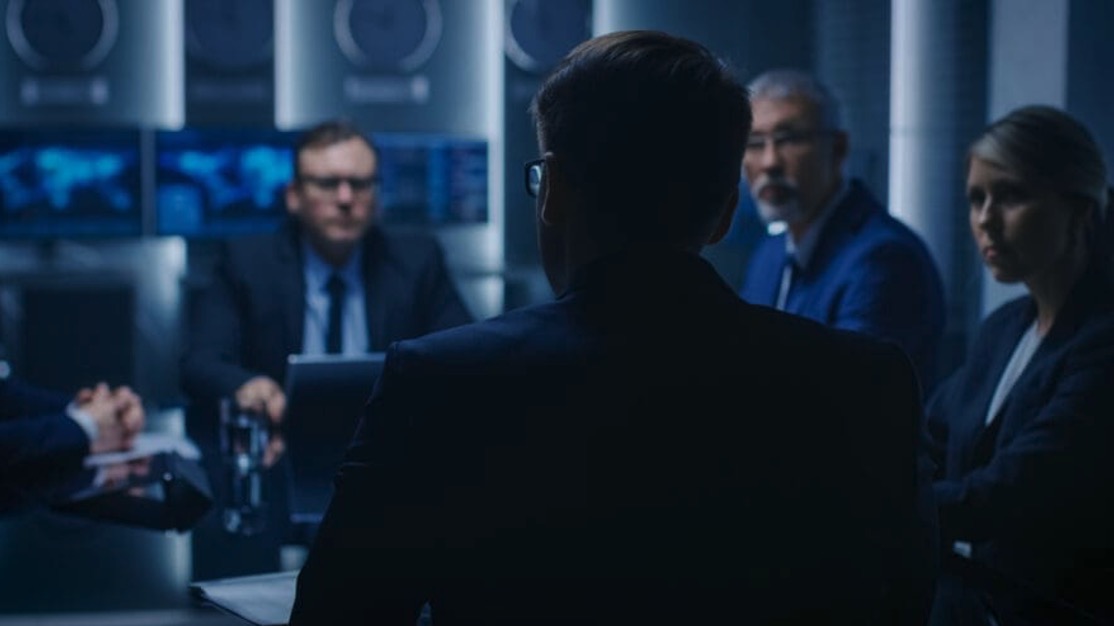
[985,319,1043,426]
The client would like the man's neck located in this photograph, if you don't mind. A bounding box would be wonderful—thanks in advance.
[307,239,359,270]
[557,233,701,294]
[786,215,817,244]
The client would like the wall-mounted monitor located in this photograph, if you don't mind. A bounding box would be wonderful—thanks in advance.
[0,128,143,239]
[155,128,489,238]
[155,127,297,239]
[374,132,488,226]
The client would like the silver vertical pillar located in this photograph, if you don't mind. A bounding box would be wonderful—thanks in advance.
[889,0,988,368]
[982,0,1069,316]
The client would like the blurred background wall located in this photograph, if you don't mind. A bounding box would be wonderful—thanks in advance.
[1,0,1111,410]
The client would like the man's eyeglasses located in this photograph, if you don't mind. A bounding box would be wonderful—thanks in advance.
[299,175,380,194]
[744,129,835,153]
[524,159,544,198]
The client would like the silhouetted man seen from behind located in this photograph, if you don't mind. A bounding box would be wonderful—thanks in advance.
[291,30,936,625]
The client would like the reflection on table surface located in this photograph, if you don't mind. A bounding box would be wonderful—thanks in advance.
[0,407,304,621]
[0,607,247,626]
[0,408,202,615]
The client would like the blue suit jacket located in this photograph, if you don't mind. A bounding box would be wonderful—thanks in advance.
[927,265,1114,622]
[292,247,936,625]
[740,180,946,392]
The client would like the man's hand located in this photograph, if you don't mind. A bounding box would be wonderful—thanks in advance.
[262,432,286,469]
[235,376,286,425]
[233,377,286,467]
[112,385,145,443]
[79,383,146,454]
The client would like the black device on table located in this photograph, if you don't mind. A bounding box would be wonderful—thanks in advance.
[281,352,386,542]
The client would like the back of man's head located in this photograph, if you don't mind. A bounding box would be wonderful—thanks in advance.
[530,30,750,244]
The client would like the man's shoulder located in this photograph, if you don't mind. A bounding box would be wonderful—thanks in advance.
[828,191,938,277]
[370,227,449,268]
[386,293,915,391]
[861,210,927,248]
[374,226,442,250]
[752,302,912,368]
[220,229,290,263]
[392,301,563,362]
[836,185,922,245]
[785,319,921,415]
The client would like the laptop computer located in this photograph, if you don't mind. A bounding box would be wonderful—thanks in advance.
[282,352,387,527]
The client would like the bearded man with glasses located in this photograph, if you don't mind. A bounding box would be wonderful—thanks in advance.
[739,69,946,395]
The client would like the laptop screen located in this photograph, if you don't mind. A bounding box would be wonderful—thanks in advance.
[282,352,387,523]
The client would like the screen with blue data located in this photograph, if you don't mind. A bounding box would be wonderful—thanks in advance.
[373,133,489,226]
[0,129,142,239]
[155,127,298,238]
[156,129,489,237]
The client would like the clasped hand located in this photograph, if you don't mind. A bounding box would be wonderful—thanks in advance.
[76,382,146,455]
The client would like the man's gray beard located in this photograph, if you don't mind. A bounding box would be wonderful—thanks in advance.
[755,197,806,226]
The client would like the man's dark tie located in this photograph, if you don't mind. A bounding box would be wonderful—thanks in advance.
[325,273,346,354]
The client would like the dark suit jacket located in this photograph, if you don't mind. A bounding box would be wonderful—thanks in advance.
[291,247,936,625]
[927,266,1114,622]
[180,221,474,409]
[740,180,946,393]
[0,377,90,511]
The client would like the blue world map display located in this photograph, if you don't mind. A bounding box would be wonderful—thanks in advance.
[0,127,489,240]
[0,129,142,238]
[155,128,297,238]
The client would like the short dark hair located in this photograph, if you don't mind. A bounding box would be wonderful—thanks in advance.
[293,117,379,179]
[530,30,751,242]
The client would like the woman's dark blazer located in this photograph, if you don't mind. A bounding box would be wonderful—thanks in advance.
[927,265,1114,620]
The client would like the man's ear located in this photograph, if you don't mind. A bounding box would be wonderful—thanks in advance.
[708,186,739,245]
[1073,198,1096,246]
[538,152,565,227]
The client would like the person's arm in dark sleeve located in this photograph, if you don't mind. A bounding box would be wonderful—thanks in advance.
[180,241,262,407]
[932,324,1114,545]
[290,343,435,625]
[872,345,939,625]
[0,378,89,484]
[0,412,89,476]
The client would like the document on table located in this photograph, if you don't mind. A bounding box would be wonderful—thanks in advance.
[190,570,298,626]
[84,432,202,467]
